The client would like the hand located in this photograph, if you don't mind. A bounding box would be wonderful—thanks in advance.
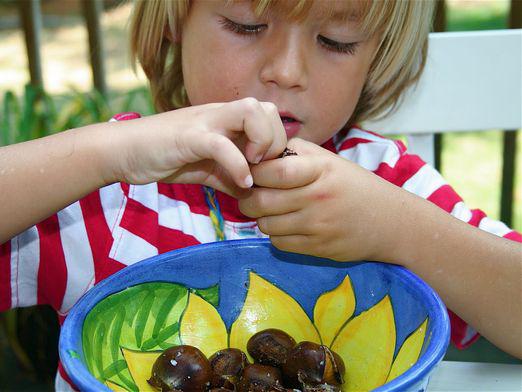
[239,138,406,262]
[106,98,287,198]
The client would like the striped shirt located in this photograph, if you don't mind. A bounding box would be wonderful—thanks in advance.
[1,112,520,390]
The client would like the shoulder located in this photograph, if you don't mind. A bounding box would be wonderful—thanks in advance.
[334,126,409,171]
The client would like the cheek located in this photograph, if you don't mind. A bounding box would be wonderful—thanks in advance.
[309,75,362,142]
[182,37,254,105]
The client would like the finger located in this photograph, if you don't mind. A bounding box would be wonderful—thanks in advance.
[191,132,254,189]
[239,187,306,218]
[257,211,310,236]
[166,160,251,199]
[257,101,287,160]
[213,98,286,164]
[250,155,321,189]
[270,234,311,255]
[287,137,326,155]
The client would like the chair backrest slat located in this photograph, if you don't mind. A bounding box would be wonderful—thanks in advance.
[363,30,522,138]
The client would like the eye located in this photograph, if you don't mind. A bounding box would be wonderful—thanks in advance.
[219,18,267,36]
[318,35,359,55]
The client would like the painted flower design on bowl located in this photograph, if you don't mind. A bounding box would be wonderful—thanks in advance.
[83,271,428,392]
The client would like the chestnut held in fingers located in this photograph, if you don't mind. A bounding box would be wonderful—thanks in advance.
[148,345,212,392]
[282,342,345,388]
[237,363,284,392]
[247,328,296,367]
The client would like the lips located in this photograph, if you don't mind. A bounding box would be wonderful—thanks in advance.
[279,111,302,139]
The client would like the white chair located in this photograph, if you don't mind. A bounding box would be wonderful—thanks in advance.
[363,29,522,166]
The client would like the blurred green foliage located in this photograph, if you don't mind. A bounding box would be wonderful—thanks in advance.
[447,0,509,31]
[1,84,154,147]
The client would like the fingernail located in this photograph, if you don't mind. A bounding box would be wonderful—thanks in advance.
[244,174,254,188]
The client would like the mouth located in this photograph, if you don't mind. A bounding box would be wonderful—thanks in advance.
[279,112,302,138]
[279,111,300,123]
[280,115,298,123]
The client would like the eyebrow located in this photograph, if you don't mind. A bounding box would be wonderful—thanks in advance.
[328,9,362,23]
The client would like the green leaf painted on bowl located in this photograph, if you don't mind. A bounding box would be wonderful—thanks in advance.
[133,289,155,348]
[66,349,81,360]
[82,282,190,390]
[193,284,219,307]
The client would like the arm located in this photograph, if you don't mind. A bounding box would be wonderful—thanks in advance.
[0,98,287,244]
[385,183,522,359]
[239,137,522,359]
[0,124,111,244]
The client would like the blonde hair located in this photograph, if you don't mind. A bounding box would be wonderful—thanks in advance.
[130,0,435,124]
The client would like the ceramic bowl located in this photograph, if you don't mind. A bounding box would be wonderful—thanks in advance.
[59,238,449,392]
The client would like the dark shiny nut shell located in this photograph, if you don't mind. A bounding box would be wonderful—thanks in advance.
[282,342,345,388]
[237,363,284,392]
[302,383,341,392]
[210,348,249,377]
[322,346,345,385]
[209,372,236,390]
[247,329,296,367]
[279,148,298,158]
[147,345,212,392]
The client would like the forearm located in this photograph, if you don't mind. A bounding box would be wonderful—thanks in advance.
[0,123,117,243]
[388,191,522,358]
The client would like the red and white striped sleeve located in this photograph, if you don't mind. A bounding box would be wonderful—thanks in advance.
[0,113,141,315]
[0,185,127,315]
[336,127,522,349]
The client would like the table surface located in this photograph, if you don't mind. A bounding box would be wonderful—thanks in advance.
[429,361,522,391]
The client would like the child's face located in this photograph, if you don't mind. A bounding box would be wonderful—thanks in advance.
[181,0,378,144]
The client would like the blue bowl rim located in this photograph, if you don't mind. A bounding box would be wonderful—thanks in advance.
[59,238,450,392]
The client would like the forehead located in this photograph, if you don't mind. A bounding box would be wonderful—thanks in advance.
[227,0,368,22]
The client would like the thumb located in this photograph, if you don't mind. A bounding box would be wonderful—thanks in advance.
[287,137,329,156]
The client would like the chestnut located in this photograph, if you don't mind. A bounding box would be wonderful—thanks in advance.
[281,342,345,389]
[209,348,249,389]
[247,329,296,367]
[209,372,235,390]
[147,345,212,392]
[280,148,298,158]
[302,383,341,392]
[237,363,284,392]
[210,348,249,377]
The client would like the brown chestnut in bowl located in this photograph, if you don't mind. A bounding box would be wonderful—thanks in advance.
[237,363,284,392]
[148,345,212,392]
[282,342,345,389]
[209,348,249,389]
[247,328,296,367]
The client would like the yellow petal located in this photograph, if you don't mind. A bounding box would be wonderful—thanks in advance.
[313,275,356,346]
[179,292,228,357]
[105,380,128,392]
[386,318,428,383]
[121,347,161,392]
[230,272,320,359]
[331,295,396,391]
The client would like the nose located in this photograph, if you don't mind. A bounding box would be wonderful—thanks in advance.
[259,29,308,91]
